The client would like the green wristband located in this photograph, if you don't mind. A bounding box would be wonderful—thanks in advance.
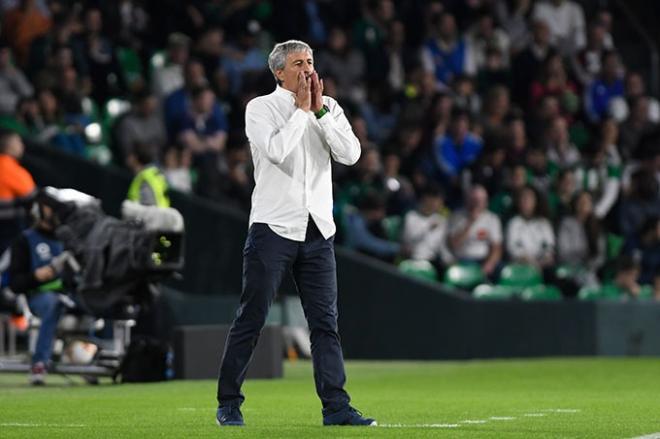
[315,105,330,119]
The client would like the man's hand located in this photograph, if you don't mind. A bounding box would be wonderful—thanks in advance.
[310,71,324,113]
[35,265,56,282]
[295,71,311,112]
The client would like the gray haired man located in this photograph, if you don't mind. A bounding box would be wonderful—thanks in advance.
[215,40,376,427]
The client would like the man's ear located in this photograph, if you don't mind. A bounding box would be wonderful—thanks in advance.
[275,69,285,83]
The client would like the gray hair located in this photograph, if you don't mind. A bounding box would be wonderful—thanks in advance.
[268,40,313,84]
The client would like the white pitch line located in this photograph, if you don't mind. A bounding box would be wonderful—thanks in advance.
[629,434,660,439]
[541,408,581,413]
[489,416,516,421]
[523,413,546,417]
[461,420,488,424]
[1,422,86,428]
[378,423,460,428]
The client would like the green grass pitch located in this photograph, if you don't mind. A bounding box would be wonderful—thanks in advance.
[1,357,659,438]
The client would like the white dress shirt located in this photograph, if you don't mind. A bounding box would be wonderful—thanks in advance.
[245,86,361,241]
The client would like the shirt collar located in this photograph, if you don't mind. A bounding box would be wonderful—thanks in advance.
[274,85,296,105]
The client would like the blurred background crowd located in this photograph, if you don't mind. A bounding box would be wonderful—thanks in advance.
[0,0,658,299]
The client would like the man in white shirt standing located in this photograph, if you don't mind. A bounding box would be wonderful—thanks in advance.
[216,40,375,427]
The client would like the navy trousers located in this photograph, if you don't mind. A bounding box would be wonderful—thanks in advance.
[217,220,351,414]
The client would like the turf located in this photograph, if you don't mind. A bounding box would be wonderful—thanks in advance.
[1,358,659,438]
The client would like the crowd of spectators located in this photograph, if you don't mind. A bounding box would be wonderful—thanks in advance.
[0,0,658,299]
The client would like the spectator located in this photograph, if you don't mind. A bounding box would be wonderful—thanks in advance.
[607,255,653,300]
[223,22,268,95]
[353,0,395,81]
[476,46,512,94]
[609,72,660,126]
[0,43,34,116]
[164,58,208,139]
[315,27,366,104]
[381,20,410,93]
[174,83,228,158]
[548,168,577,221]
[495,0,533,54]
[173,85,229,196]
[71,7,125,103]
[623,216,660,287]
[451,74,481,118]
[584,50,624,124]
[448,185,503,277]
[511,19,554,107]
[0,130,36,253]
[574,138,621,220]
[422,12,475,89]
[490,164,528,220]
[618,96,658,160]
[126,142,170,207]
[505,185,555,269]
[151,32,191,99]
[557,191,605,274]
[571,20,609,87]
[504,112,528,166]
[425,107,482,196]
[529,53,579,118]
[115,90,167,162]
[381,150,416,215]
[337,146,385,209]
[465,10,511,72]
[463,138,507,198]
[618,169,660,241]
[545,116,580,170]
[1,0,52,66]
[480,85,510,137]
[532,0,586,56]
[344,191,401,263]
[526,146,555,193]
[402,185,452,267]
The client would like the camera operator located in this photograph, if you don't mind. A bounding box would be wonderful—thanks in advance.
[8,198,71,385]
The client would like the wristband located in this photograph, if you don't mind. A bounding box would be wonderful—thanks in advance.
[315,105,330,119]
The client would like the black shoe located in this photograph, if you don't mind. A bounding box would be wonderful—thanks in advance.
[323,406,377,426]
[216,405,244,426]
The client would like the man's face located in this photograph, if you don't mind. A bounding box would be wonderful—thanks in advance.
[468,187,488,213]
[4,134,24,158]
[276,51,314,92]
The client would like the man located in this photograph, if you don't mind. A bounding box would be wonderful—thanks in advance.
[115,90,167,164]
[9,198,68,385]
[215,40,375,427]
[401,185,452,267]
[448,185,503,277]
[532,0,586,56]
[0,130,36,254]
[126,143,170,208]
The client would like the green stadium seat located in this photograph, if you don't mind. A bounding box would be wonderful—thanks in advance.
[443,263,485,290]
[398,259,438,282]
[520,284,562,301]
[578,284,622,301]
[499,264,542,287]
[473,284,516,300]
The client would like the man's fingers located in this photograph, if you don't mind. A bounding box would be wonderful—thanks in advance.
[319,78,324,94]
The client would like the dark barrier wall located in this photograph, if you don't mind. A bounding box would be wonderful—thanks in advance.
[22,144,660,359]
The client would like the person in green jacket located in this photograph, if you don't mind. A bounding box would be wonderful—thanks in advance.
[126,142,170,207]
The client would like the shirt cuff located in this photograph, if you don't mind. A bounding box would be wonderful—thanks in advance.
[290,108,309,126]
[316,109,336,129]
